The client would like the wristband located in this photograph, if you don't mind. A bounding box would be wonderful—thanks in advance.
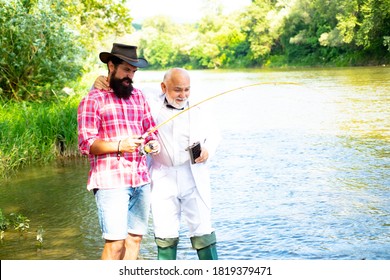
[117,140,122,160]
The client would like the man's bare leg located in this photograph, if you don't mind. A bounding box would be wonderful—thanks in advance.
[101,239,125,260]
[123,233,143,260]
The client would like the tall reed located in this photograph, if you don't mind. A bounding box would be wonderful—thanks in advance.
[0,95,82,179]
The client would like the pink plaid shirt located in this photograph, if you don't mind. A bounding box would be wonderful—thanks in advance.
[77,87,158,190]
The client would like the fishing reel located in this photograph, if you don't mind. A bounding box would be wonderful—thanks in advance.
[139,141,157,156]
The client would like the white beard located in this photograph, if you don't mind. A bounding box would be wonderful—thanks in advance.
[167,97,188,109]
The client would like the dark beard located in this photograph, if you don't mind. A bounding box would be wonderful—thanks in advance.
[110,75,134,99]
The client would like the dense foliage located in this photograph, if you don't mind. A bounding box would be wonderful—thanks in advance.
[137,0,390,69]
[0,0,85,100]
[0,0,132,101]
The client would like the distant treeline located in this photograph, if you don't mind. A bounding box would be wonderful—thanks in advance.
[135,0,390,69]
[1,0,389,101]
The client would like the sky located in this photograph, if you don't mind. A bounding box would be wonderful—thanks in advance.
[127,0,252,23]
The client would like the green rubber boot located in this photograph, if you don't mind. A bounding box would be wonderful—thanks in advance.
[196,243,218,260]
[190,232,218,260]
[155,237,179,260]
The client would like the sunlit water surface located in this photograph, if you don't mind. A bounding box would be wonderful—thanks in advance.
[1,67,389,260]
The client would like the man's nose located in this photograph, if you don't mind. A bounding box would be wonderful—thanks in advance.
[179,90,189,98]
[127,72,135,79]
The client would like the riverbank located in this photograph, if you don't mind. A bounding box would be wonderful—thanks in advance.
[0,95,81,180]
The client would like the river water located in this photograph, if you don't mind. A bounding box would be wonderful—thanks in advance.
[0,67,389,260]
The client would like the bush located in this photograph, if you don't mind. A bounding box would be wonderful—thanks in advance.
[0,0,85,101]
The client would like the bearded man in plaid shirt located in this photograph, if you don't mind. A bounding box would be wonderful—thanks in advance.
[77,43,160,260]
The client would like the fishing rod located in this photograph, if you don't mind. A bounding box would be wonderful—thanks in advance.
[141,81,301,140]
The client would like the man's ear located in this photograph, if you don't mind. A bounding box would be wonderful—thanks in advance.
[108,61,115,74]
[161,82,167,93]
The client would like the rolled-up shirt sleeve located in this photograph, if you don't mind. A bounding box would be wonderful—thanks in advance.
[77,94,100,155]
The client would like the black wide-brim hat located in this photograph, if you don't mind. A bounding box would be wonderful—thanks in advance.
[99,43,149,68]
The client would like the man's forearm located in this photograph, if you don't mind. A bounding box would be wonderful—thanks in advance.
[90,139,119,155]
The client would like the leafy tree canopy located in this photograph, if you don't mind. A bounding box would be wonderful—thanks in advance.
[0,0,133,101]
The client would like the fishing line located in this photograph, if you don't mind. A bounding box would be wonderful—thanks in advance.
[141,81,301,139]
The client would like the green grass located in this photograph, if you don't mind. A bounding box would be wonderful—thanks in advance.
[0,65,106,180]
[0,95,82,179]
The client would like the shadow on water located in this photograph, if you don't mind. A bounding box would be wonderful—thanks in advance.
[0,67,389,260]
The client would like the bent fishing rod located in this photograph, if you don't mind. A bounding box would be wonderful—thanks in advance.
[141,81,301,140]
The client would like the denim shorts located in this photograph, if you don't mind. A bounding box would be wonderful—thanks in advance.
[94,184,151,240]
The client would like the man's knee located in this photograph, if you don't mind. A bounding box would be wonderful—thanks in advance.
[103,239,125,257]
[126,233,143,245]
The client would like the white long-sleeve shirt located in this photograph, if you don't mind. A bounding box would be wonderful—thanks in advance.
[154,103,192,167]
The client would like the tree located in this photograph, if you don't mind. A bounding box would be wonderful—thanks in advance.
[241,0,275,61]
[0,0,134,101]
[61,0,133,52]
[138,16,182,68]
[355,0,390,54]
[0,0,85,100]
